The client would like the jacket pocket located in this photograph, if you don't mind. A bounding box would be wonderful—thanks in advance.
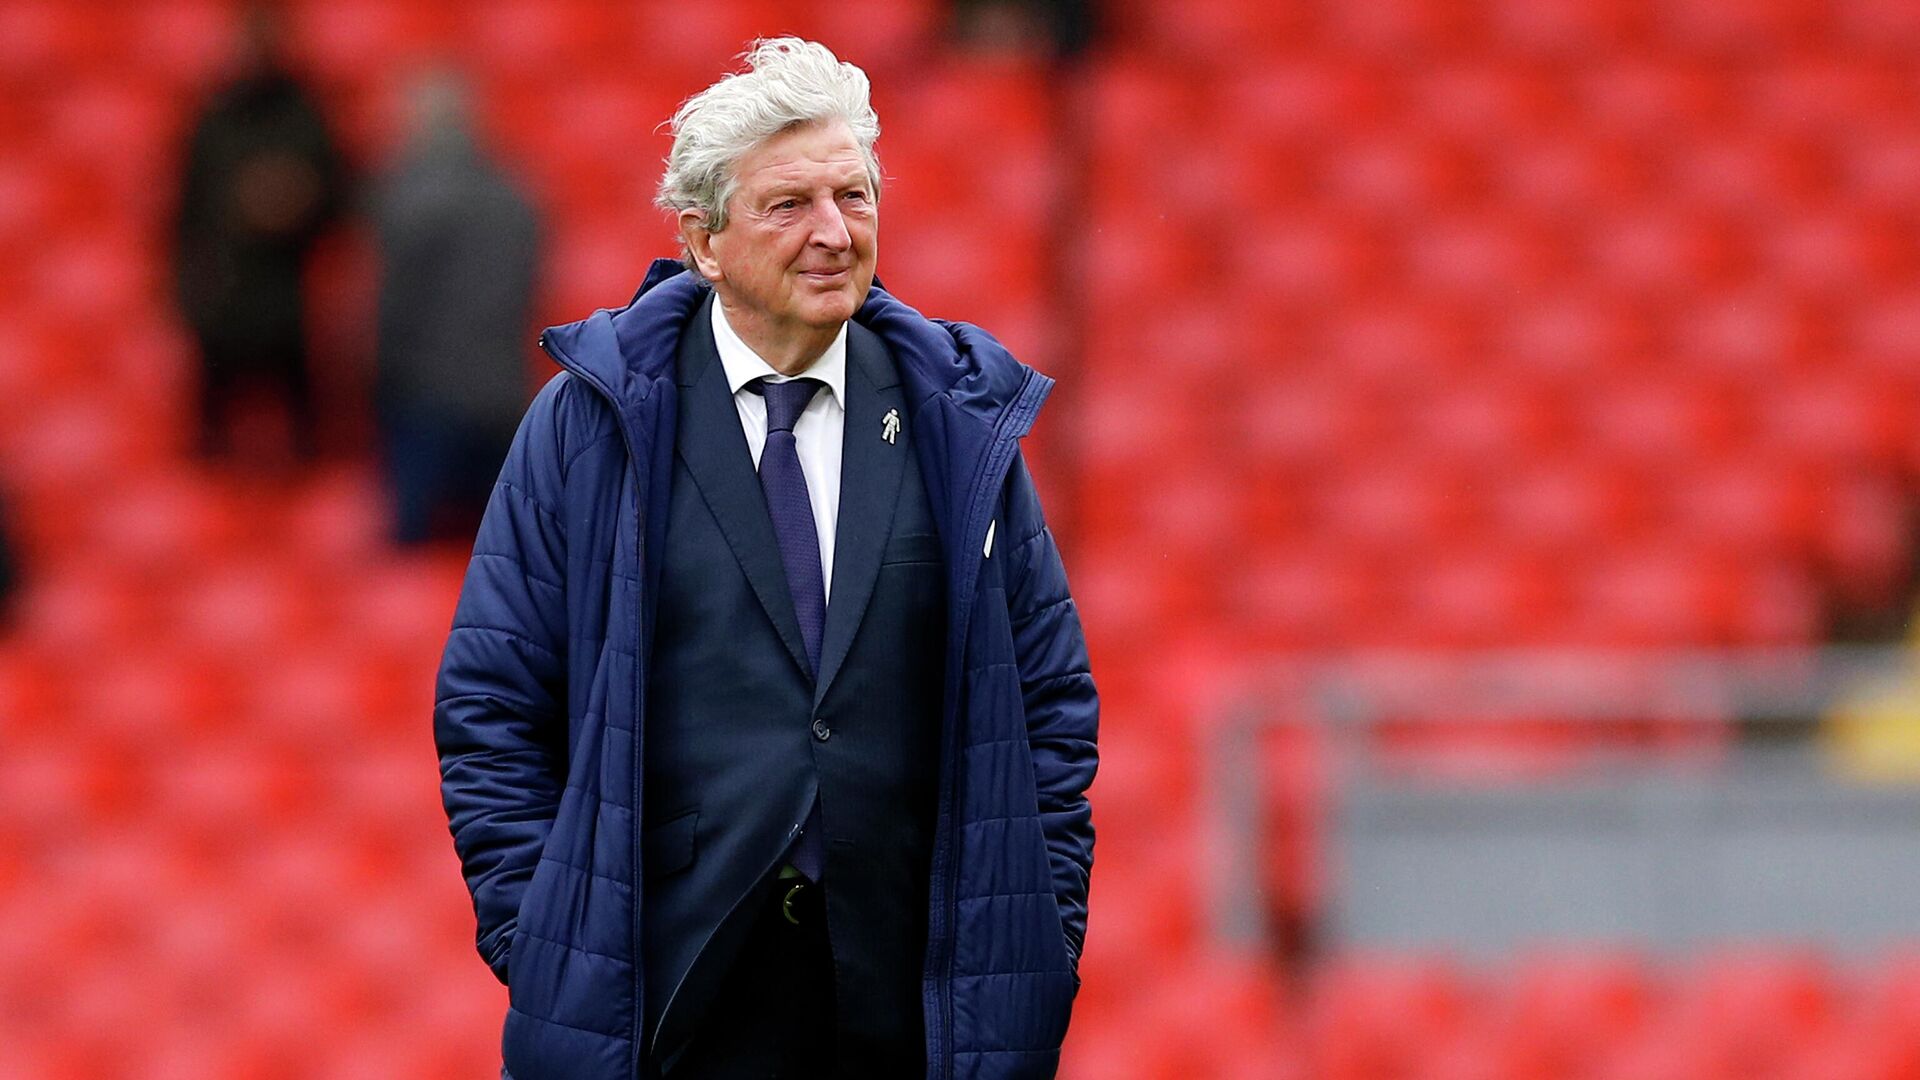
[643,807,699,881]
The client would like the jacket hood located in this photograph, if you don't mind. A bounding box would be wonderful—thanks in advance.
[539,258,1049,436]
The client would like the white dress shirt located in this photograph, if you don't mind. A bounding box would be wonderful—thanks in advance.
[711,298,848,601]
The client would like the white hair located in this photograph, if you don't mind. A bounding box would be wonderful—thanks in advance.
[656,38,882,258]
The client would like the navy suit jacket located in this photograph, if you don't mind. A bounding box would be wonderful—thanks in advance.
[640,293,944,1068]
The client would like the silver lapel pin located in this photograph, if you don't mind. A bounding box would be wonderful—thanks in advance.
[881,408,900,444]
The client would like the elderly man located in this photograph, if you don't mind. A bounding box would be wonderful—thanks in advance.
[435,38,1097,1079]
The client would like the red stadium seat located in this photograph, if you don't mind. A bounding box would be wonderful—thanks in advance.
[1759,207,1901,297]
[1492,132,1647,218]
[0,0,112,81]
[1490,286,1650,377]
[273,465,390,568]
[1752,372,1909,468]
[1414,380,1565,464]
[9,564,161,658]
[1080,216,1209,313]
[1835,0,1920,47]
[1854,952,1920,1075]
[1499,949,1658,1080]
[1308,953,1480,1080]
[1583,207,1737,296]
[0,740,122,841]
[1657,457,1814,558]
[1807,475,1912,617]
[1216,57,1384,145]
[31,227,152,320]
[1487,458,1651,554]
[128,0,233,87]
[1724,562,1826,647]
[628,0,802,86]
[1590,1021,1720,1080]
[779,0,942,68]
[1311,457,1477,553]
[1228,211,1383,312]
[462,0,608,78]
[546,221,652,319]
[1573,375,1743,464]
[1318,0,1468,57]
[1487,0,1639,57]
[1403,212,1559,301]
[1099,0,1302,61]
[1071,537,1215,652]
[1665,130,1818,214]
[1652,0,1820,53]
[1834,121,1920,210]
[1401,547,1562,648]
[1313,291,1474,383]
[285,0,452,85]
[1318,132,1478,221]
[1680,948,1840,1077]
[1672,289,1819,375]
[1237,545,1386,649]
[169,559,318,659]
[1846,287,1920,375]
[1776,1024,1909,1080]
[327,557,465,666]
[1567,544,1729,646]
[67,641,238,744]
[147,741,306,842]
[1127,951,1291,1079]
[1575,58,1731,139]
[1406,61,1562,147]
[0,157,60,250]
[79,467,252,575]
[43,77,180,179]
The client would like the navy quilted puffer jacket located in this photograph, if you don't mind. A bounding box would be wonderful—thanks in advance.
[435,261,1099,1079]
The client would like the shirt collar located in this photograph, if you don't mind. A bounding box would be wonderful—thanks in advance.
[711,296,848,407]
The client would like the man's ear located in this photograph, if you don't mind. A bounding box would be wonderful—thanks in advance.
[680,209,722,283]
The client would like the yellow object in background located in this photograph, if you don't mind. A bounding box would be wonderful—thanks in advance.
[1824,662,1920,781]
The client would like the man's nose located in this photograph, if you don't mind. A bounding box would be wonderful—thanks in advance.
[807,196,851,250]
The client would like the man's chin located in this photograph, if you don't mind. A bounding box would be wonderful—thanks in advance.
[801,290,861,327]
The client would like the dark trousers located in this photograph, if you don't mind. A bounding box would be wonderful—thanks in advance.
[196,333,318,460]
[663,878,836,1079]
[376,399,512,545]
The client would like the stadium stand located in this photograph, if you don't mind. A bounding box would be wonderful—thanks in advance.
[3,1,1920,1077]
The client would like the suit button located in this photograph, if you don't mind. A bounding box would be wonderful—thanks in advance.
[812,719,831,741]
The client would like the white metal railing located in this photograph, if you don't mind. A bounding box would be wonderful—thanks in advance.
[1211,646,1920,950]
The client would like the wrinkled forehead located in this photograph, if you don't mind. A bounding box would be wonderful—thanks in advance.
[730,120,875,193]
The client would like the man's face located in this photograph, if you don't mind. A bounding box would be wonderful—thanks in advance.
[694,120,878,345]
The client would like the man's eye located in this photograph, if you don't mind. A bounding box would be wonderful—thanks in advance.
[773,199,800,211]
[841,190,869,203]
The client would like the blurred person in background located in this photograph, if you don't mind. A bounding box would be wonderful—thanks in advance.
[952,0,1097,55]
[172,3,346,463]
[0,491,17,628]
[434,38,1097,1080]
[371,69,539,546]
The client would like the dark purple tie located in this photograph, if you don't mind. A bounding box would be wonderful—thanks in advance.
[751,376,827,881]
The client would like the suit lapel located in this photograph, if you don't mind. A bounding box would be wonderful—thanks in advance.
[814,321,909,707]
[673,294,813,680]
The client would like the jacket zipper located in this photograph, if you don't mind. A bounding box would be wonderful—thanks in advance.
[539,331,654,1080]
[926,368,1048,1079]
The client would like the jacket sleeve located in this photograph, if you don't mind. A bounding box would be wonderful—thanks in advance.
[434,375,575,985]
[1002,450,1099,968]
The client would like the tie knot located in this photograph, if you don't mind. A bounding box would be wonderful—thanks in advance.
[754,377,822,433]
